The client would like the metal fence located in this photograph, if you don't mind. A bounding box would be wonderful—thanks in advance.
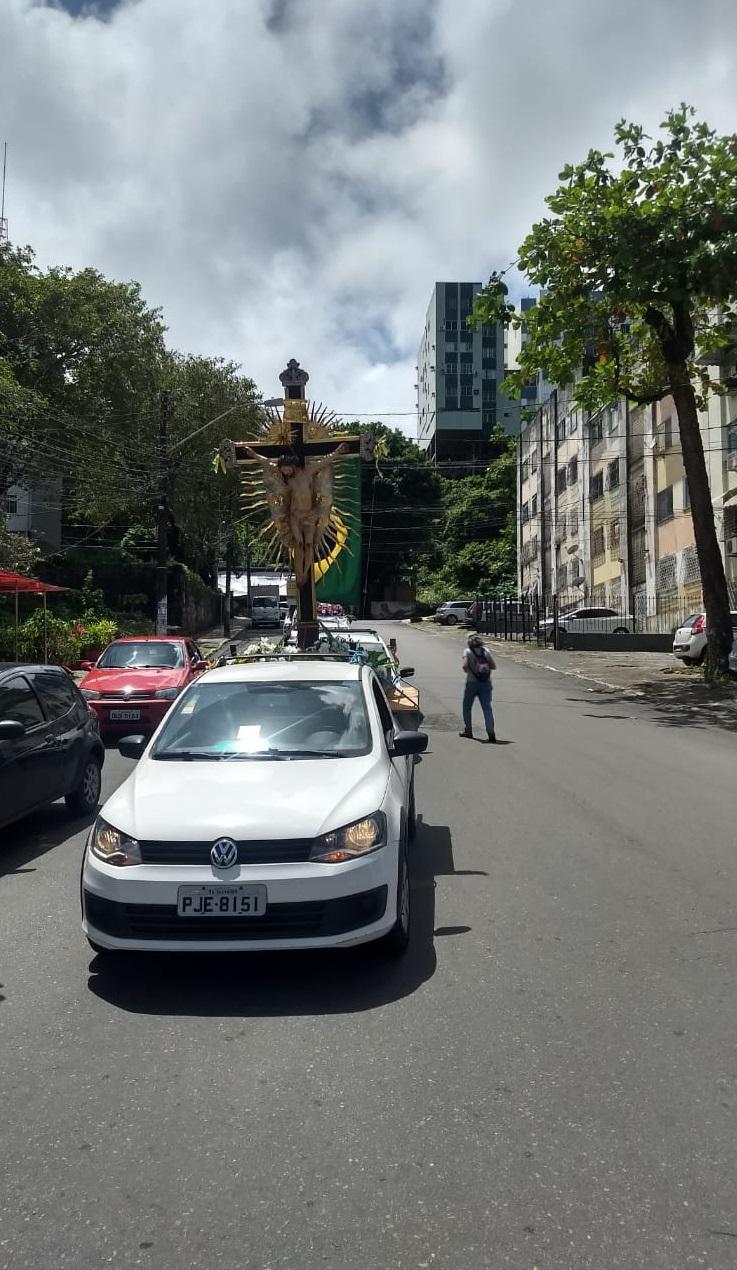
[472,590,701,645]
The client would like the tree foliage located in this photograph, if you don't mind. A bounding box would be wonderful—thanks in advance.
[473,104,737,672]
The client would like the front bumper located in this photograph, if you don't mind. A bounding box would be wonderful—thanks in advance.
[82,849,397,951]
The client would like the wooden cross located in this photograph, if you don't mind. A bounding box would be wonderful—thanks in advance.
[233,360,361,647]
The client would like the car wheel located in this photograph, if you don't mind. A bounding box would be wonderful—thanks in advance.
[407,782,417,842]
[612,627,628,635]
[697,647,707,666]
[66,756,102,817]
[375,846,410,957]
[680,655,694,666]
[444,613,458,626]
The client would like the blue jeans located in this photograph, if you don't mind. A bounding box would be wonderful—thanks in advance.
[463,679,494,734]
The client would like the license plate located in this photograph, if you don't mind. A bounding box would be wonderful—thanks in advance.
[177,884,267,918]
[109,709,141,721]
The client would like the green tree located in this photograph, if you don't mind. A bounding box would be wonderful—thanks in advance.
[356,423,443,607]
[0,519,40,574]
[474,105,737,674]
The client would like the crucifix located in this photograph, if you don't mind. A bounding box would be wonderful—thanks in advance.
[233,359,361,648]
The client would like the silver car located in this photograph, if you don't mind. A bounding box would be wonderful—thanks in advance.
[433,600,473,626]
[673,611,737,665]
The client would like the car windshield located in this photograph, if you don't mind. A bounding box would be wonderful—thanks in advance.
[97,641,184,669]
[151,679,371,759]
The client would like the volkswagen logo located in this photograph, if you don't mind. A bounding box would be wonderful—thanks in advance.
[211,838,238,868]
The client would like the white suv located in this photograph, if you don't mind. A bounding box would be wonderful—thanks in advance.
[82,659,427,957]
[433,600,473,626]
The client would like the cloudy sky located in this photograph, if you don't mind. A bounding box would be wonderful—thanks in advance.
[3,0,737,433]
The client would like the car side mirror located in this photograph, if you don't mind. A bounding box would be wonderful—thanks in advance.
[399,667,415,678]
[118,734,147,760]
[389,731,428,758]
[193,659,208,674]
[0,719,25,741]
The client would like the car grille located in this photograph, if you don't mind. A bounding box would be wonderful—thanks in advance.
[99,690,153,700]
[138,839,314,865]
[84,887,387,941]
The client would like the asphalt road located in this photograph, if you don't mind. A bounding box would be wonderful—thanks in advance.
[2,621,737,1269]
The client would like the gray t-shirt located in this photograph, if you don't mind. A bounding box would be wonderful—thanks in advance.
[464,645,493,684]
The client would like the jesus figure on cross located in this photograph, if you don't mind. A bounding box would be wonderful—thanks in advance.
[243,442,349,587]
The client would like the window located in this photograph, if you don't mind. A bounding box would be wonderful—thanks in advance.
[590,416,603,444]
[460,396,474,410]
[556,467,567,494]
[445,397,458,410]
[530,451,538,474]
[459,374,473,389]
[568,458,578,484]
[521,461,529,483]
[445,351,457,365]
[482,336,495,349]
[663,416,676,450]
[482,357,496,369]
[0,676,45,728]
[444,319,457,331]
[656,485,674,523]
[683,478,691,511]
[569,507,578,535]
[522,501,529,524]
[33,671,78,720]
[607,459,620,490]
[610,519,621,551]
[728,424,737,454]
[445,373,457,390]
[483,410,496,426]
[590,471,604,501]
[371,680,395,743]
[530,494,538,517]
[592,527,605,560]
[6,493,18,515]
[607,408,619,435]
[482,380,495,398]
[569,413,578,435]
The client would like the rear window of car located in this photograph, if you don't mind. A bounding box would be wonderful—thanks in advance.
[151,679,371,759]
[252,597,278,608]
[97,641,184,669]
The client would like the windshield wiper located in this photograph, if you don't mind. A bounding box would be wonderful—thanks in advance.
[153,750,226,761]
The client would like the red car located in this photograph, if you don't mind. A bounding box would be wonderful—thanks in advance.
[79,636,208,737]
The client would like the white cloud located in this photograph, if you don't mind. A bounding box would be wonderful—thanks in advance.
[2,0,737,434]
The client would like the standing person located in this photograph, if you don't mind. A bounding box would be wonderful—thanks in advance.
[460,633,496,743]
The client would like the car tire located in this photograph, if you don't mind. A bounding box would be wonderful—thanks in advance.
[680,655,694,666]
[697,647,707,666]
[613,627,628,635]
[66,755,102,817]
[444,614,458,626]
[375,845,410,957]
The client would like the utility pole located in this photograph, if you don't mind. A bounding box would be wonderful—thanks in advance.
[156,390,173,635]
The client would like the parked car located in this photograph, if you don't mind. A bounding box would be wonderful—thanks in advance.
[433,600,474,626]
[79,636,207,737]
[673,610,737,665]
[0,663,104,830]
[729,634,737,676]
[251,596,281,628]
[81,657,428,957]
[540,606,632,639]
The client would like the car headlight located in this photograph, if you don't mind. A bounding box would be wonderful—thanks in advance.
[81,689,101,700]
[310,812,387,863]
[154,686,181,700]
[89,818,142,867]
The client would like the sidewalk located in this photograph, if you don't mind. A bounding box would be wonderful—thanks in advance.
[489,640,684,695]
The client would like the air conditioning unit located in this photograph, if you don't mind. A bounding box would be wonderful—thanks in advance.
[727,536,737,556]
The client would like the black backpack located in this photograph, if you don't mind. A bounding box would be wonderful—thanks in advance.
[468,647,491,682]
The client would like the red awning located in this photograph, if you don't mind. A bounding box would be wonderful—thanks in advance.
[0,571,68,593]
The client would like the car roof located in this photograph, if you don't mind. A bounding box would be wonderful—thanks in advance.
[0,662,69,676]
[198,660,363,684]
[107,635,187,643]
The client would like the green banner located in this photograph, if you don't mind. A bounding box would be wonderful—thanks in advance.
[315,457,362,611]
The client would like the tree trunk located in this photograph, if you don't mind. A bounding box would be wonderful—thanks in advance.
[668,362,733,675]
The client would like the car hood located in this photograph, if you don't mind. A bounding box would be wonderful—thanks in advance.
[80,667,186,694]
[101,752,390,841]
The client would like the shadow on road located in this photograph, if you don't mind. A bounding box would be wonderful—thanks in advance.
[87,818,461,1018]
[578,679,737,732]
[0,803,95,878]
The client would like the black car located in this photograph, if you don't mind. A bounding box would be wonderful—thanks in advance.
[0,664,105,831]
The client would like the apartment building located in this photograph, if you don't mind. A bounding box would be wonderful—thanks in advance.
[517,366,737,624]
[416,282,521,466]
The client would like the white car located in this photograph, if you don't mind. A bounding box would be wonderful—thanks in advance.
[81,659,427,957]
[541,606,631,639]
[673,611,737,665]
[433,600,473,626]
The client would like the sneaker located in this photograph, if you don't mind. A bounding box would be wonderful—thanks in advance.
[459,729,472,739]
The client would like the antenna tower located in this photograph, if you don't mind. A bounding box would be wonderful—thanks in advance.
[0,143,8,245]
